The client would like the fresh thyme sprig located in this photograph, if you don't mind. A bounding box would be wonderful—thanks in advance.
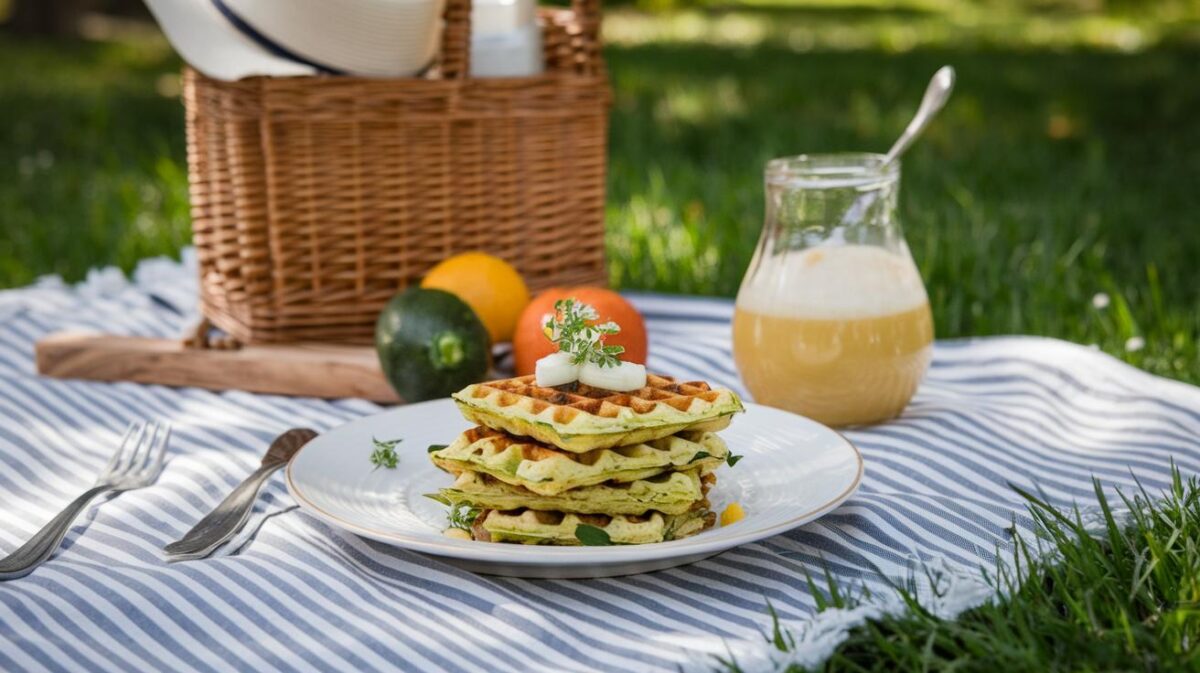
[447,502,481,531]
[369,437,402,469]
[543,299,626,368]
[424,494,482,532]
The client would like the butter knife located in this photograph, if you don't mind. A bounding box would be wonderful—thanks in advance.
[164,428,317,559]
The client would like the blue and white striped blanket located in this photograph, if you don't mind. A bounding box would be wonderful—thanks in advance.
[1,255,1198,672]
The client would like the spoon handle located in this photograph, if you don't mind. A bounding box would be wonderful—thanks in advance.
[883,66,956,165]
[163,461,284,557]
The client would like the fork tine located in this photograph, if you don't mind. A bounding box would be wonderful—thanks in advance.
[101,422,139,479]
[118,422,150,475]
[145,422,165,469]
[136,422,161,474]
[130,422,155,474]
[148,422,171,477]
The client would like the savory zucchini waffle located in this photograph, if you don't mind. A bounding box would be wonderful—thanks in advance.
[471,503,717,545]
[436,470,714,516]
[451,374,744,453]
[433,370,742,546]
[430,426,728,495]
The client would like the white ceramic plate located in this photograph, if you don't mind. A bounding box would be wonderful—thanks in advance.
[287,400,863,578]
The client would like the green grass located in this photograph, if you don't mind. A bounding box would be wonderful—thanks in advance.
[602,2,1200,383]
[0,34,192,290]
[719,468,1200,671]
[0,2,1198,384]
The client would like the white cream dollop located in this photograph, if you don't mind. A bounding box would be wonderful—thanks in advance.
[535,351,581,387]
[579,361,647,392]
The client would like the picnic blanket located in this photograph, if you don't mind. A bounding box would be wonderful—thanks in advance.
[1,253,1198,673]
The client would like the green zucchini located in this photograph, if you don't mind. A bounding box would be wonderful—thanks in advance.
[375,288,490,402]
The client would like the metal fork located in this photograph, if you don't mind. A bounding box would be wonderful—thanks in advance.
[0,420,170,580]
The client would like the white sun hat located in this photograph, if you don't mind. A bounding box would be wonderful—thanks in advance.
[143,0,446,80]
[143,0,316,80]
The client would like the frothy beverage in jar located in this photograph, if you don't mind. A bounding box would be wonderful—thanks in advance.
[732,244,933,426]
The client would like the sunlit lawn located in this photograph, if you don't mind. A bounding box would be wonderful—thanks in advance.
[0,0,1197,383]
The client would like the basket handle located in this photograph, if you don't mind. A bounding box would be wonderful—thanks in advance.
[438,0,603,79]
[572,0,602,59]
[439,0,471,79]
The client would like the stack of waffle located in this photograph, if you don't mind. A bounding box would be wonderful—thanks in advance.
[429,373,745,545]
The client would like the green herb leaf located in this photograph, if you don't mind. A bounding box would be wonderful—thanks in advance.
[595,343,626,368]
[424,493,452,506]
[446,502,481,531]
[369,437,403,469]
[427,444,448,454]
[726,453,744,467]
[544,299,626,369]
[575,524,613,546]
[689,451,712,463]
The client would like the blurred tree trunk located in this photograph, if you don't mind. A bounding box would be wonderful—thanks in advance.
[4,0,88,35]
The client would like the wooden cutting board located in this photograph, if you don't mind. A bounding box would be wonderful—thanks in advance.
[35,332,401,403]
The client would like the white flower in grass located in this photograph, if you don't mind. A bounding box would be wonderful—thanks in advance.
[18,151,54,177]
[1125,336,1145,353]
[1091,293,1110,309]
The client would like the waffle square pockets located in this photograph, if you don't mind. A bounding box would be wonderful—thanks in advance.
[431,374,744,545]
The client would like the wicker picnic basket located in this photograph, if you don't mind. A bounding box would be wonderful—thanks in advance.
[182,0,610,344]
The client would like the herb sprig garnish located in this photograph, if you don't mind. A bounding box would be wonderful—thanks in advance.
[369,437,403,469]
[544,299,625,368]
[574,524,613,546]
[447,502,481,531]
[424,494,482,532]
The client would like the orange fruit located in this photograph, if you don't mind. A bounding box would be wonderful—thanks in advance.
[513,287,648,376]
[421,252,530,344]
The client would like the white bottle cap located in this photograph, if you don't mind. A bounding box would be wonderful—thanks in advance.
[470,21,543,78]
[472,0,536,36]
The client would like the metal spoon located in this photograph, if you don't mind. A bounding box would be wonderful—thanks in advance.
[164,428,317,559]
[837,66,955,227]
[881,65,956,166]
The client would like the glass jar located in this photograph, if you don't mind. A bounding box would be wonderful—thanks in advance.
[732,153,933,426]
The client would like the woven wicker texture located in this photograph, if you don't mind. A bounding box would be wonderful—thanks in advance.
[184,0,610,343]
